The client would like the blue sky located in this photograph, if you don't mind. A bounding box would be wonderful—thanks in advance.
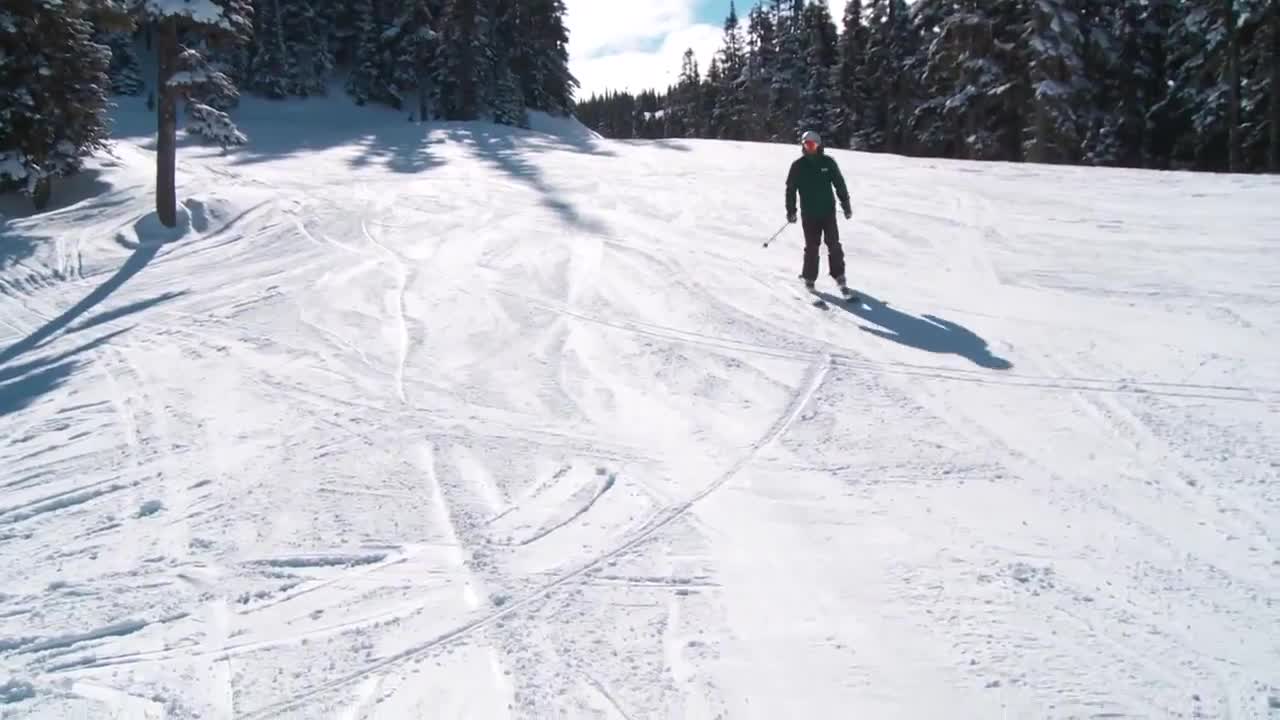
[695,1,741,25]
[565,0,844,98]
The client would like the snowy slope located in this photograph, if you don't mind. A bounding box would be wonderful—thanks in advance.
[2,94,1279,719]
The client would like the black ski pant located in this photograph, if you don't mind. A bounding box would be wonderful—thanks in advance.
[800,212,844,282]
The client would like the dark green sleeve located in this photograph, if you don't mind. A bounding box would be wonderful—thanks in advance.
[785,160,798,215]
[829,157,850,207]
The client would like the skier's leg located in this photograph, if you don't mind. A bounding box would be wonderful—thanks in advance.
[801,215,822,285]
[823,213,846,283]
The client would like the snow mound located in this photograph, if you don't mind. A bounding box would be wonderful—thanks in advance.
[111,194,237,250]
[528,110,603,144]
[114,206,194,249]
[0,678,35,705]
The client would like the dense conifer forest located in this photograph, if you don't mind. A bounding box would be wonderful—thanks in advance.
[1,0,577,210]
[575,0,1279,174]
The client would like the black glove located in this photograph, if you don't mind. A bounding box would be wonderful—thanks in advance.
[842,203,852,220]
[787,211,797,224]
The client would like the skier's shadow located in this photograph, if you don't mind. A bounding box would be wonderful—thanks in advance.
[816,291,1013,370]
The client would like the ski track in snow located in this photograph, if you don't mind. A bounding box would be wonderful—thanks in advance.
[1,97,1278,718]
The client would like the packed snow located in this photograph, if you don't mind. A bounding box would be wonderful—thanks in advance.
[1,94,1278,719]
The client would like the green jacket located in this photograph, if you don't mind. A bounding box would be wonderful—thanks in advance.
[785,150,850,219]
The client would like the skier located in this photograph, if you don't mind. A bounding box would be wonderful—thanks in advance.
[785,130,854,299]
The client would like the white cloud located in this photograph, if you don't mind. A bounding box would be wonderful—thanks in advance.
[572,24,723,98]
[564,0,720,98]
[565,0,853,98]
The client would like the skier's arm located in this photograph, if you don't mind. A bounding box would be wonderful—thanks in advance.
[830,159,851,213]
[785,162,798,217]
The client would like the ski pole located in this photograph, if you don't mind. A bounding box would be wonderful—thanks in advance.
[762,221,790,248]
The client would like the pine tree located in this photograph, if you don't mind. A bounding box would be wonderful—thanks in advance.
[666,49,702,137]
[797,1,841,140]
[246,0,288,98]
[0,0,114,209]
[913,1,1015,160]
[1240,0,1277,170]
[345,0,392,105]
[490,0,527,126]
[1023,0,1088,164]
[836,0,869,149]
[713,2,750,140]
[143,0,251,226]
[515,0,577,114]
[861,0,917,152]
[1164,0,1247,170]
[1072,0,1177,169]
[744,4,778,140]
[770,0,808,142]
[1137,0,1180,168]
[171,44,247,147]
[388,0,441,120]
[99,29,145,95]
[277,0,334,96]
[434,0,494,120]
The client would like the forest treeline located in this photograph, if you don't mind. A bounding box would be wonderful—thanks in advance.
[575,0,1279,174]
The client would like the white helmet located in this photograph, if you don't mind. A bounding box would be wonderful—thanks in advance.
[800,130,821,147]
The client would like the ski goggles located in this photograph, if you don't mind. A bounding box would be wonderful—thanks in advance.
[802,139,819,151]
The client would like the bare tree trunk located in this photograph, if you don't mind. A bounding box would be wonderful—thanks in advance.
[156,17,177,227]
[419,66,429,123]
[1225,0,1242,171]
[32,176,51,211]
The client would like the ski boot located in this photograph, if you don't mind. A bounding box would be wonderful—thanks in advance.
[834,275,858,302]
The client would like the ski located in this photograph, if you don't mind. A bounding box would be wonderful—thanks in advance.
[791,277,858,308]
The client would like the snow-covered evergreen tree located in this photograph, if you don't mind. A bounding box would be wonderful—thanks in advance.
[1240,0,1277,170]
[141,0,250,225]
[914,2,1008,160]
[861,0,917,152]
[744,4,778,140]
[836,0,868,149]
[434,0,493,120]
[514,0,576,114]
[345,0,390,105]
[797,1,841,140]
[769,0,808,142]
[281,0,333,96]
[388,0,441,119]
[245,0,289,98]
[1163,0,1247,171]
[712,2,750,140]
[702,57,724,136]
[99,30,145,95]
[665,49,702,137]
[1022,0,1088,164]
[171,45,247,146]
[490,0,527,126]
[0,0,113,209]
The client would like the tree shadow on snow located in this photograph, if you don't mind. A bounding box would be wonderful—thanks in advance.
[0,328,130,417]
[225,119,448,174]
[0,169,114,223]
[445,126,611,234]
[817,291,1013,370]
[0,235,37,271]
[346,132,444,174]
[70,290,188,333]
[616,139,693,152]
[0,243,160,368]
[0,241,164,417]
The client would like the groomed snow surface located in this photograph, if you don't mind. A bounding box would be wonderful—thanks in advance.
[1,94,1278,719]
